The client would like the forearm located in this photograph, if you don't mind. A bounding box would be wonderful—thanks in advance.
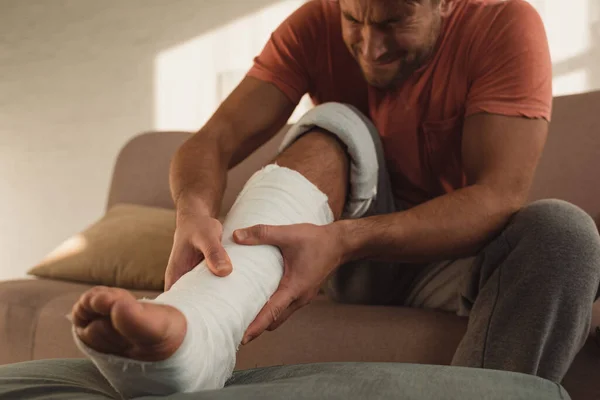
[170,77,295,218]
[169,116,290,218]
[338,184,524,264]
[169,114,239,218]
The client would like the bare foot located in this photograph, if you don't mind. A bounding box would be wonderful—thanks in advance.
[71,286,186,361]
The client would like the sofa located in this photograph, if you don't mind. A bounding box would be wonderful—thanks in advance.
[1,90,599,399]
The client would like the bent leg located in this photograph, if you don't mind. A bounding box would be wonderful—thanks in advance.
[73,104,381,398]
[452,199,600,381]
[310,105,417,306]
[273,128,349,219]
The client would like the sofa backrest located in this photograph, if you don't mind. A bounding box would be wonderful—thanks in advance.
[107,91,600,224]
[528,90,600,222]
[106,128,286,215]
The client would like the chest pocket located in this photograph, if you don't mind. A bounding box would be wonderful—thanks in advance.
[421,115,466,196]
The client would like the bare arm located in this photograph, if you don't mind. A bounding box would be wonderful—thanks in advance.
[337,114,548,264]
[170,76,295,218]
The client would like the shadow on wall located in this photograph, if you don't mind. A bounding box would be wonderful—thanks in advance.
[551,0,600,90]
[0,0,279,279]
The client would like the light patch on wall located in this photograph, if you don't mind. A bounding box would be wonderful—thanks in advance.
[154,0,310,132]
[527,0,597,95]
[532,0,590,64]
[527,0,546,18]
[154,30,216,131]
[553,69,589,96]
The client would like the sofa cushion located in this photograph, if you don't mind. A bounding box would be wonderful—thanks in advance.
[0,278,598,399]
[0,279,159,364]
[28,204,175,291]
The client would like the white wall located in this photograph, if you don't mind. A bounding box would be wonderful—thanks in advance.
[530,0,600,95]
[0,0,303,280]
[0,0,598,280]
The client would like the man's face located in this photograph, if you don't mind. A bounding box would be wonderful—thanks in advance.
[340,0,443,88]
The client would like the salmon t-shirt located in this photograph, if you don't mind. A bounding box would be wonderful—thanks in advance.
[247,0,553,208]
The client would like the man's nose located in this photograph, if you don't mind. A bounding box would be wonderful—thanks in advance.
[360,27,389,62]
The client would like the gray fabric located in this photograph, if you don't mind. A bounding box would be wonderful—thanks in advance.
[451,199,600,381]
[320,101,600,383]
[398,200,600,381]
[0,359,570,400]
[0,359,120,400]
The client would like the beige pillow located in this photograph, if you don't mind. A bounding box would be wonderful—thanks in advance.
[29,204,175,291]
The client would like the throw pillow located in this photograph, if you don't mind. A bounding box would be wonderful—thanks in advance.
[28,204,175,291]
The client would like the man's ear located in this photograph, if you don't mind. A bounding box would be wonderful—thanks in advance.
[439,0,456,18]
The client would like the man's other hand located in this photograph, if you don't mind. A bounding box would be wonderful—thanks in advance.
[164,214,233,291]
[233,223,344,344]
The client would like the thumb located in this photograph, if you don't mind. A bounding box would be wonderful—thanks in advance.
[196,238,233,277]
[233,224,286,246]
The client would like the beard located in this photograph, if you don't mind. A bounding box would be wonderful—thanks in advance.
[359,12,443,89]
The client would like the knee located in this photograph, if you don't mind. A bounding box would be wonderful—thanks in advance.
[280,102,381,219]
[509,199,600,287]
[513,199,598,244]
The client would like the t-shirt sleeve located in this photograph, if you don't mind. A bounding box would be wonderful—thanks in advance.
[246,1,322,105]
[465,0,553,121]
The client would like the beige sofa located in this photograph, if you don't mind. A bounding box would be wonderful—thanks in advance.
[1,91,600,399]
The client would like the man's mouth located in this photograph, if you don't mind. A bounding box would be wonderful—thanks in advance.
[362,56,400,68]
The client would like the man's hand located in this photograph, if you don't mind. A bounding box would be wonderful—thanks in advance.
[164,213,233,291]
[233,223,344,344]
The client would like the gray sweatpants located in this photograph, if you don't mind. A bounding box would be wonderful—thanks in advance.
[0,359,570,400]
[319,107,600,383]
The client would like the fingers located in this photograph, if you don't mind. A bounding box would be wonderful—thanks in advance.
[234,224,287,246]
[266,299,306,332]
[164,240,193,291]
[165,231,231,290]
[164,266,184,292]
[241,287,297,345]
[164,250,195,291]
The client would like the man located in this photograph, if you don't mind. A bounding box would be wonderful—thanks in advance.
[65,0,600,395]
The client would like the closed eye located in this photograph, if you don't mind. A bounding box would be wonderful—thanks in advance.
[343,12,360,24]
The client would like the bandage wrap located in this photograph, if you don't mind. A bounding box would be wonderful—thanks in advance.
[73,165,334,399]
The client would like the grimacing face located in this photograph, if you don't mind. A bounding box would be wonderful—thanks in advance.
[339,0,444,88]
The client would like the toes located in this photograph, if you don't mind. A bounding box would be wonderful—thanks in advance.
[72,286,136,328]
[112,302,184,345]
[77,319,131,355]
[89,288,129,315]
[72,287,187,362]
[72,288,105,328]
[111,302,187,361]
[111,299,158,344]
